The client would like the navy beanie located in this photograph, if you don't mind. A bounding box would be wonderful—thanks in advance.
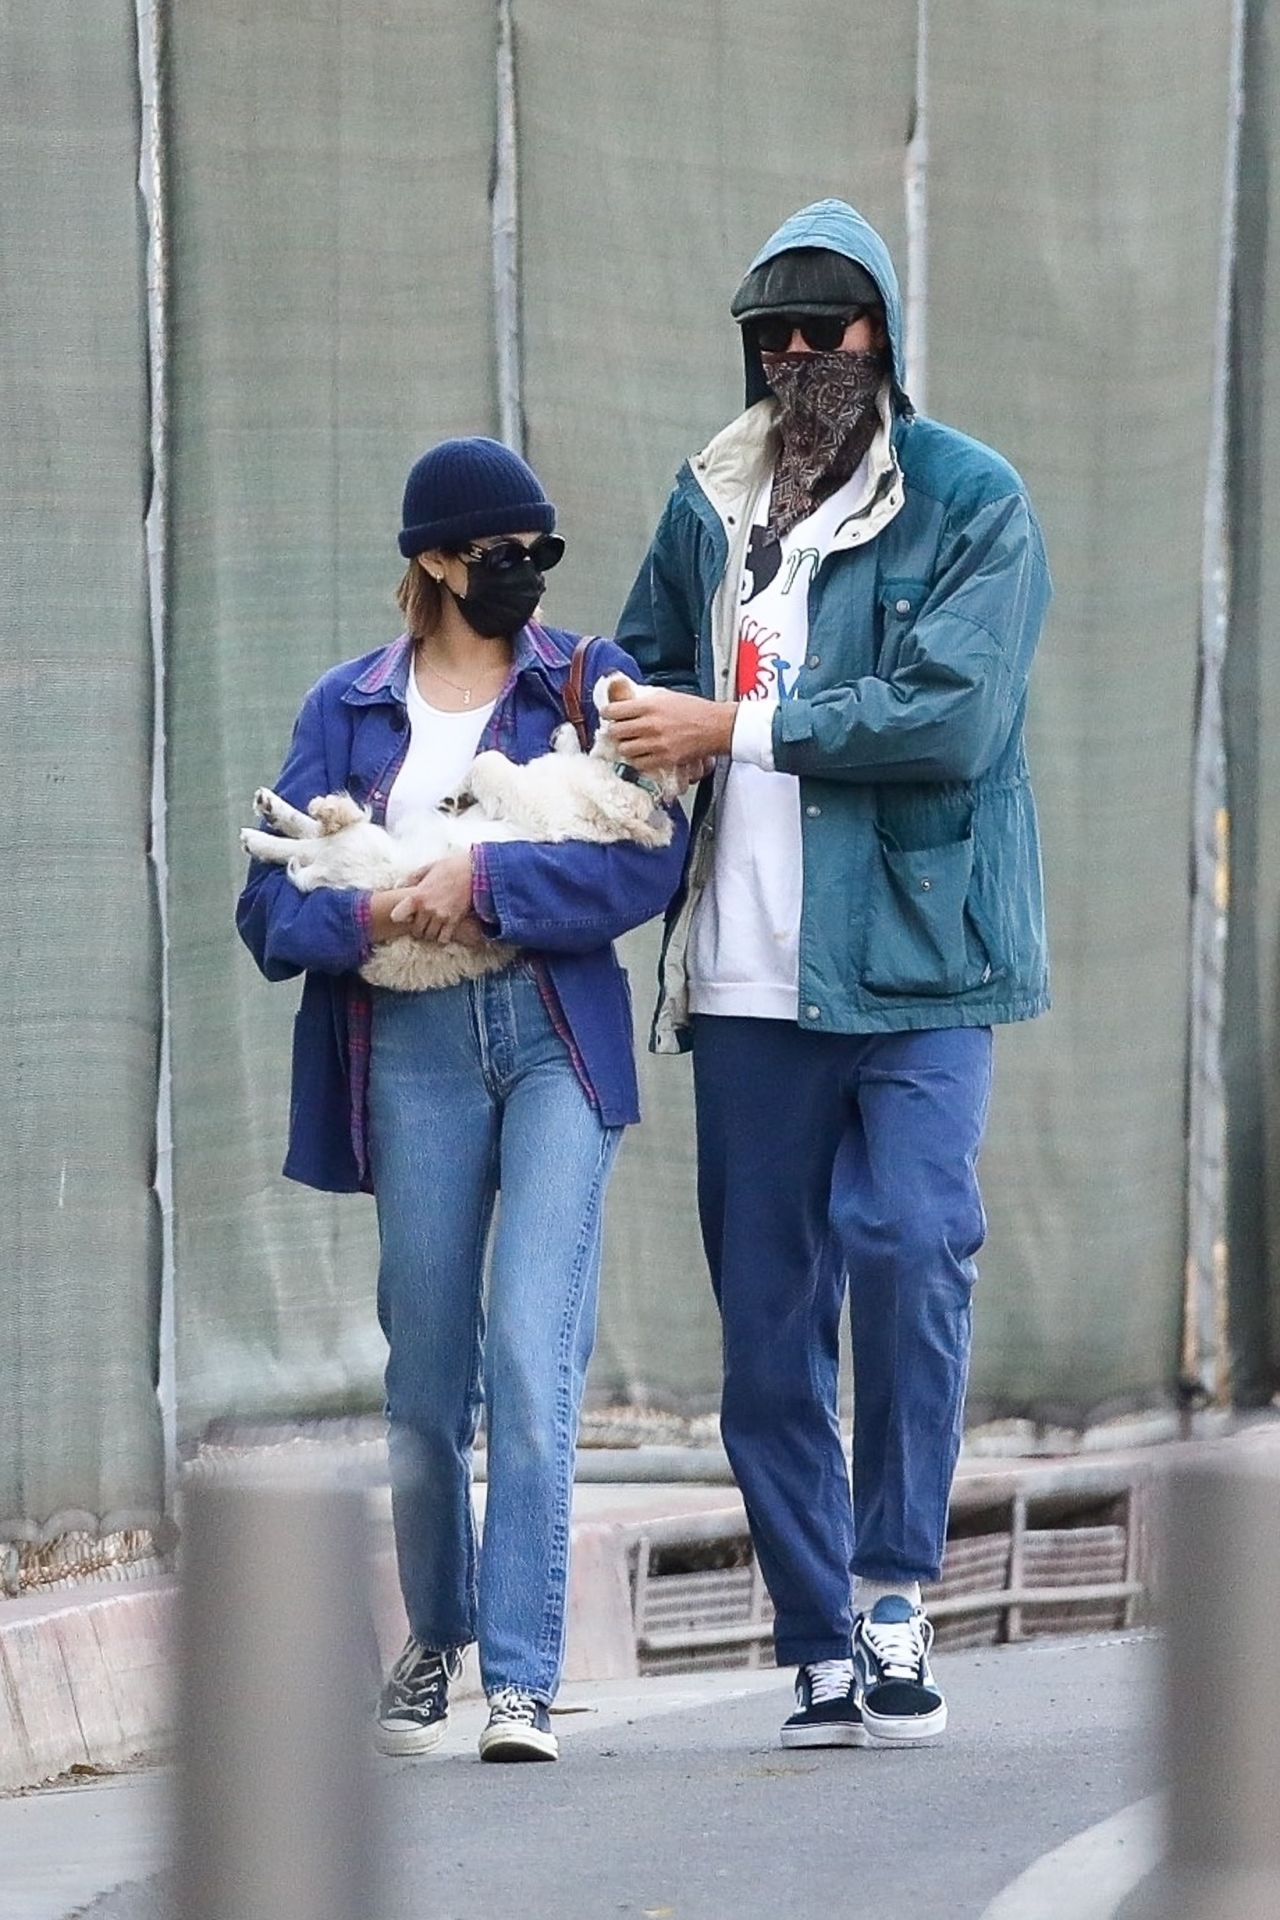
[397,437,556,558]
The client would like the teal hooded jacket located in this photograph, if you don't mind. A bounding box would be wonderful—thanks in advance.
[617,199,1051,1051]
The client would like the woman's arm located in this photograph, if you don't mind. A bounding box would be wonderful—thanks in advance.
[459,633,690,952]
[469,814,689,955]
[236,681,377,981]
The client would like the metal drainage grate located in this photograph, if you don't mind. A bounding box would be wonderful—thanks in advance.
[631,1476,1145,1675]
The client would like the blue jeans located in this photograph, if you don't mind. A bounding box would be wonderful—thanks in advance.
[368,964,622,1701]
[692,1017,993,1667]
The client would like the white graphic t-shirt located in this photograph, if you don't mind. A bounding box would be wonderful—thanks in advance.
[385,666,496,835]
[687,459,869,1020]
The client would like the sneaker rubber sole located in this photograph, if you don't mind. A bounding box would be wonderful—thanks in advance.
[374,1712,449,1756]
[861,1699,948,1745]
[478,1723,559,1763]
[779,1720,870,1749]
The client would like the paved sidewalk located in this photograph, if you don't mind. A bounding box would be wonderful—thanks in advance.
[0,1482,745,1793]
[1,1633,1162,1920]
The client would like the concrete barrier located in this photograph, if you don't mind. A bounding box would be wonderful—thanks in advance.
[172,1476,378,1920]
[1119,1447,1280,1920]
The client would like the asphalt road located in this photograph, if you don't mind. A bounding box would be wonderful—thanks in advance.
[47,1633,1160,1920]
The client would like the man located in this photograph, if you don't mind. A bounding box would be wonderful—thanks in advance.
[608,199,1050,1750]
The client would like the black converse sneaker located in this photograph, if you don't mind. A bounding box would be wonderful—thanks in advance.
[853,1597,947,1744]
[779,1658,867,1748]
[375,1638,463,1756]
[478,1686,559,1763]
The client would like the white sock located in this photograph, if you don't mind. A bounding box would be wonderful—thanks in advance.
[856,1577,922,1615]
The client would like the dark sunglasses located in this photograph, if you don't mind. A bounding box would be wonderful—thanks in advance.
[460,533,565,575]
[751,310,870,355]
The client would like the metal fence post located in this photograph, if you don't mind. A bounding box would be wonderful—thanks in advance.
[172,1475,379,1920]
[1124,1451,1280,1919]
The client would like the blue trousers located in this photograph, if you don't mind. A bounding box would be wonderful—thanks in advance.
[368,966,621,1700]
[691,1016,993,1666]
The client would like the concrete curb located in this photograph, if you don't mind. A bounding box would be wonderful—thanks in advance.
[1,1489,745,1793]
[0,1581,173,1792]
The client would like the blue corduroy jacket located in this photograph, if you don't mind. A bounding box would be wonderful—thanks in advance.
[236,622,688,1192]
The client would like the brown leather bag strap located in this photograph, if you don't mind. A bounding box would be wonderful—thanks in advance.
[562,635,598,752]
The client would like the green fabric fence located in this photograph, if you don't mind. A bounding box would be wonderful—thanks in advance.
[0,1,164,1541]
[4,0,1279,1545]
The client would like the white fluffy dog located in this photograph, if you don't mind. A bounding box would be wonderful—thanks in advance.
[240,672,678,991]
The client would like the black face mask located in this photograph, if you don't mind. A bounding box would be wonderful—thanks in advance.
[452,555,545,638]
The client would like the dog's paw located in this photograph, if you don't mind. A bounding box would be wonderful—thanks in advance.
[550,722,582,756]
[254,786,295,827]
[441,768,479,814]
[241,826,287,863]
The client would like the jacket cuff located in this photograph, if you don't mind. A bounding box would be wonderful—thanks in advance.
[470,846,500,933]
[731,701,779,772]
[772,698,818,771]
[352,890,374,966]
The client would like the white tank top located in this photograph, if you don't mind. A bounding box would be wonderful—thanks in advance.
[384,664,496,835]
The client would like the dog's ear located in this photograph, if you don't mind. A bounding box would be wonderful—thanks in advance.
[308,791,366,835]
[593,670,638,715]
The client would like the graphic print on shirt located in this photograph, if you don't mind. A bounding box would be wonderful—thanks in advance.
[735,614,791,703]
[688,458,873,1023]
[742,524,783,604]
[735,528,822,704]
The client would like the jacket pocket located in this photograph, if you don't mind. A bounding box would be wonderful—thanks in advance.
[876,577,929,676]
[862,827,996,998]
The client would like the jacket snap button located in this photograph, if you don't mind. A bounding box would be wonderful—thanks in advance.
[895,598,911,615]
[807,654,820,669]
[805,1005,821,1020]
[806,804,821,819]
[920,878,932,891]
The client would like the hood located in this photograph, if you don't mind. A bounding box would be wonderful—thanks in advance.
[738,198,910,415]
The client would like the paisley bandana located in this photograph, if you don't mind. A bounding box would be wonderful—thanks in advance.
[763,348,886,542]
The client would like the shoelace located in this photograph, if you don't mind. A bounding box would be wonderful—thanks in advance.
[805,1658,855,1705]
[488,1686,538,1725]
[862,1615,929,1681]
[387,1641,450,1709]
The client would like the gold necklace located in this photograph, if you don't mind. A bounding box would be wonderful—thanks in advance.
[418,654,506,707]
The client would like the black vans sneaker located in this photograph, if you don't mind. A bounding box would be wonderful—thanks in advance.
[375,1638,462,1755]
[853,1597,947,1744]
[780,1658,867,1748]
[478,1687,559,1762]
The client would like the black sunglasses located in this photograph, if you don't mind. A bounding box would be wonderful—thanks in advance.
[752,310,870,355]
[460,533,565,575]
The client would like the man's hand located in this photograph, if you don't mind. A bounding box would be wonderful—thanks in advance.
[389,852,477,944]
[603,687,735,773]
[674,757,717,793]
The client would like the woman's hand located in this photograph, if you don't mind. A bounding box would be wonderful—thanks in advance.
[388,852,477,944]
[602,687,735,772]
[369,889,413,944]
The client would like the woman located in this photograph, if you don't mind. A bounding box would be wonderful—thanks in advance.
[237,437,687,1762]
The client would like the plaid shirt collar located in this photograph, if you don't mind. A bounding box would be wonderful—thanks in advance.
[344,620,568,708]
